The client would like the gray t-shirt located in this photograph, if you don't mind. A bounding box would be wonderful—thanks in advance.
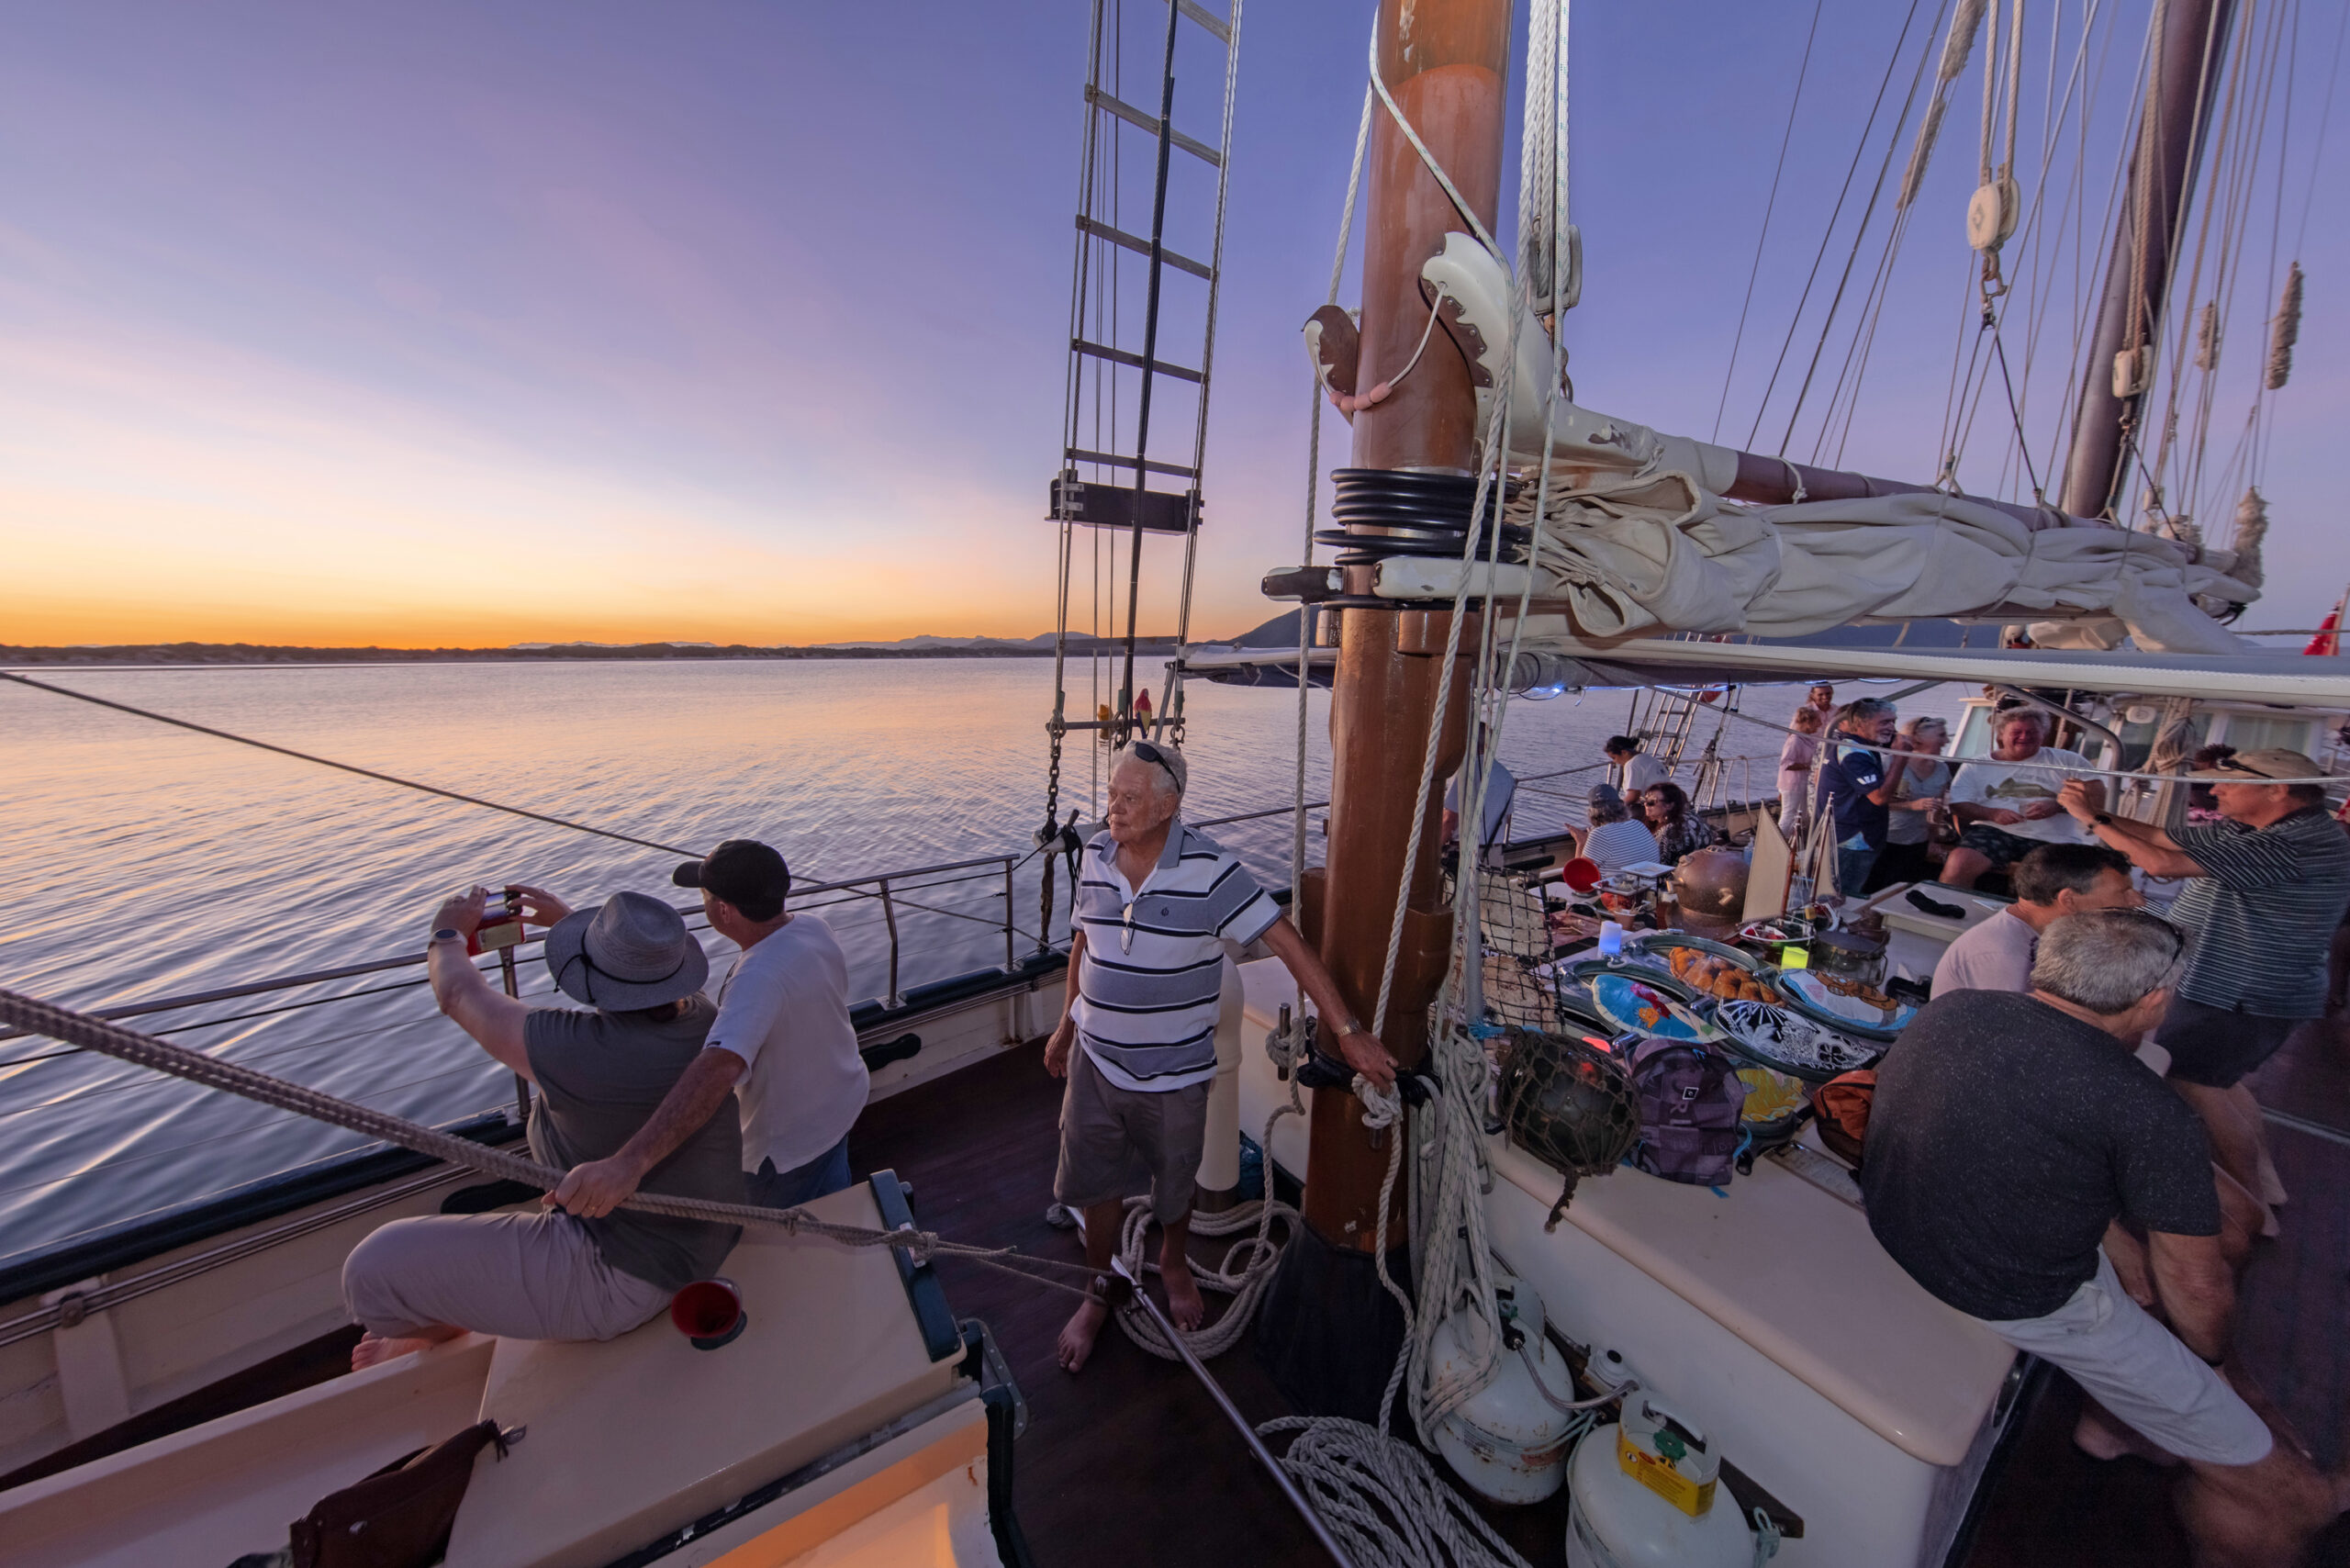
[526,996,744,1292]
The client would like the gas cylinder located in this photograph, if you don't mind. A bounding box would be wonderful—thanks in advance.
[1428,1305,1579,1505]
[1563,1402,1751,1568]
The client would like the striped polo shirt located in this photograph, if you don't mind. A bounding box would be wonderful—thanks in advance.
[2168,808,2350,1018]
[1073,823,1281,1092]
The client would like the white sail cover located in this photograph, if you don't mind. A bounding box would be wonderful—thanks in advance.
[1415,238,2259,655]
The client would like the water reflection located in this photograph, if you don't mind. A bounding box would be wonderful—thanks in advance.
[0,659,1943,1255]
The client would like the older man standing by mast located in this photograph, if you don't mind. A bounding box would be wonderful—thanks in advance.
[2060,750,2350,1221]
[1047,740,1395,1373]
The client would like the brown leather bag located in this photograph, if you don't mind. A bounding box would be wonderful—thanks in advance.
[289,1420,511,1568]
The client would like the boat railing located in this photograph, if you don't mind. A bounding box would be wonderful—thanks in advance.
[0,803,1339,1062]
[0,765,1662,1063]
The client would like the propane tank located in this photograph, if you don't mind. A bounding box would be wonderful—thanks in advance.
[1563,1401,1751,1568]
[1429,1301,1579,1505]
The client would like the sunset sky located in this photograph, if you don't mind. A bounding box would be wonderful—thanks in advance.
[3,2,2343,647]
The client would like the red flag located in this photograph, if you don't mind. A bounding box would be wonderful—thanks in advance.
[2306,597,2345,656]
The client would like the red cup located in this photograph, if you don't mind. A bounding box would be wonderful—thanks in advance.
[669,1278,747,1350]
[1561,857,1602,893]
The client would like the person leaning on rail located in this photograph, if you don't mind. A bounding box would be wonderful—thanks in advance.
[341,887,744,1370]
[1044,739,1396,1374]
[1862,909,2350,1567]
[1813,697,1911,896]
[545,838,869,1221]
[1940,707,2102,891]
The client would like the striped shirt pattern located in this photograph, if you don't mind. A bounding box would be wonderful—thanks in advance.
[2168,808,2350,1017]
[1073,823,1281,1092]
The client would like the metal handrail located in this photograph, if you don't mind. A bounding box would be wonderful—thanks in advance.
[0,796,1353,1062]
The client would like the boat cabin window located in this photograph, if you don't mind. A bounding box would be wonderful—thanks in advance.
[2210,712,2314,756]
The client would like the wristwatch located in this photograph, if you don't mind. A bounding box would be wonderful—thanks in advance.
[2093,812,2114,828]
[431,927,464,945]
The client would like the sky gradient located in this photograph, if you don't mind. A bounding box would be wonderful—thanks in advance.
[4,1,2343,646]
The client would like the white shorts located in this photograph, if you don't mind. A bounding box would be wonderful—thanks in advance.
[1973,1251,2272,1467]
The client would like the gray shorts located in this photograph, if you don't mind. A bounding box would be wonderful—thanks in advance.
[1973,1252,2272,1467]
[342,1210,673,1343]
[1054,1044,1210,1224]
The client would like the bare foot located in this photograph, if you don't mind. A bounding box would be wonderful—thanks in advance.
[1163,1266,1206,1332]
[351,1333,440,1372]
[1056,1298,1110,1373]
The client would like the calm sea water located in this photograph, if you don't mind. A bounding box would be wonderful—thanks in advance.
[0,657,1958,1259]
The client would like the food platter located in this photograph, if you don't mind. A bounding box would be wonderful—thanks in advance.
[1554,958,1716,1041]
[1712,999,1885,1081]
[1773,968,1918,1043]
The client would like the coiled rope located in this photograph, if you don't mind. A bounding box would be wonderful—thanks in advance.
[0,987,1102,1295]
[1111,1190,1301,1362]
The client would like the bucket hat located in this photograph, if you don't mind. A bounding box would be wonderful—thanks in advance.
[2188,747,2325,782]
[543,890,709,1010]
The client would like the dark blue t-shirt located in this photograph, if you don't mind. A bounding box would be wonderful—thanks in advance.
[1818,739,1887,848]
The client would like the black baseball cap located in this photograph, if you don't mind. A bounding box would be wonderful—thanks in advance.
[673,838,791,920]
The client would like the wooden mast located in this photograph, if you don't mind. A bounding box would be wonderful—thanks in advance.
[1259,0,1507,1419]
[2058,0,2239,521]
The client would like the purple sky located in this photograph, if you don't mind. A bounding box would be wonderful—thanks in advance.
[3,1,2342,645]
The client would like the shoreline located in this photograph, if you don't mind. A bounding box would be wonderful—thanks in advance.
[0,639,1187,669]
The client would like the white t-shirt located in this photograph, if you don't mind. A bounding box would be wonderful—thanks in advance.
[1619,753,1669,796]
[1930,906,2039,995]
[706,915,869,1176]
[1945,746,2098,846]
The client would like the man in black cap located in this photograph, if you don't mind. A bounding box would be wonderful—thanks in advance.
[342,886,744,1369]
[548,839,868,1220]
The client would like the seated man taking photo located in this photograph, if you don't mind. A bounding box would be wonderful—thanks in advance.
[341,886,744,1369]
[1863,910,2347,1565]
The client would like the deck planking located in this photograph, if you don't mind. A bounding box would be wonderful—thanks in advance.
[859,1025,2350,1568]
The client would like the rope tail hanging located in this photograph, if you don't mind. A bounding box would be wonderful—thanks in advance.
[2265,261,2303,389]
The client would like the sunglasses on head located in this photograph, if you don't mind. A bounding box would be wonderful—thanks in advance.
[1129,739,1182,793]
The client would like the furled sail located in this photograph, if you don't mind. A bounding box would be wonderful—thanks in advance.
[1405,237,2257,654]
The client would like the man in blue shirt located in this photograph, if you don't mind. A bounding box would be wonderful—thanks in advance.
[1814,698,1913,896]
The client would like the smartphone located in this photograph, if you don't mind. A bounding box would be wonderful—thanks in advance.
[471,887,528,955]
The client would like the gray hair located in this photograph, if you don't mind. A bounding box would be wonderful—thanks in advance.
[1109,744,1182,804]
[2030,909,2188,1014]
[1834,697,1897,732]
[1586,782,1628,824]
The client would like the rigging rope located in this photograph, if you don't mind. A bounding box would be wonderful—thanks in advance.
[1711,0,1824,444]
[0,986,1105,1297]
[0,671,700,858]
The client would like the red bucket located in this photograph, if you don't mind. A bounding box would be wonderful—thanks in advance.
[669,1278,747,1350]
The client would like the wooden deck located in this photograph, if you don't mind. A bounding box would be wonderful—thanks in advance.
[12,1014,2343,1562]
[856,1026,2350,1568]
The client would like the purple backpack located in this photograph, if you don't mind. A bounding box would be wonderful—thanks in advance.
[1626,1037,1748,1187]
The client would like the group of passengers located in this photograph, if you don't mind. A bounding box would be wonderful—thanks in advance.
[343,739,1395,1391]
[1861,754,2350,1563]
[340,838,870,1369]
